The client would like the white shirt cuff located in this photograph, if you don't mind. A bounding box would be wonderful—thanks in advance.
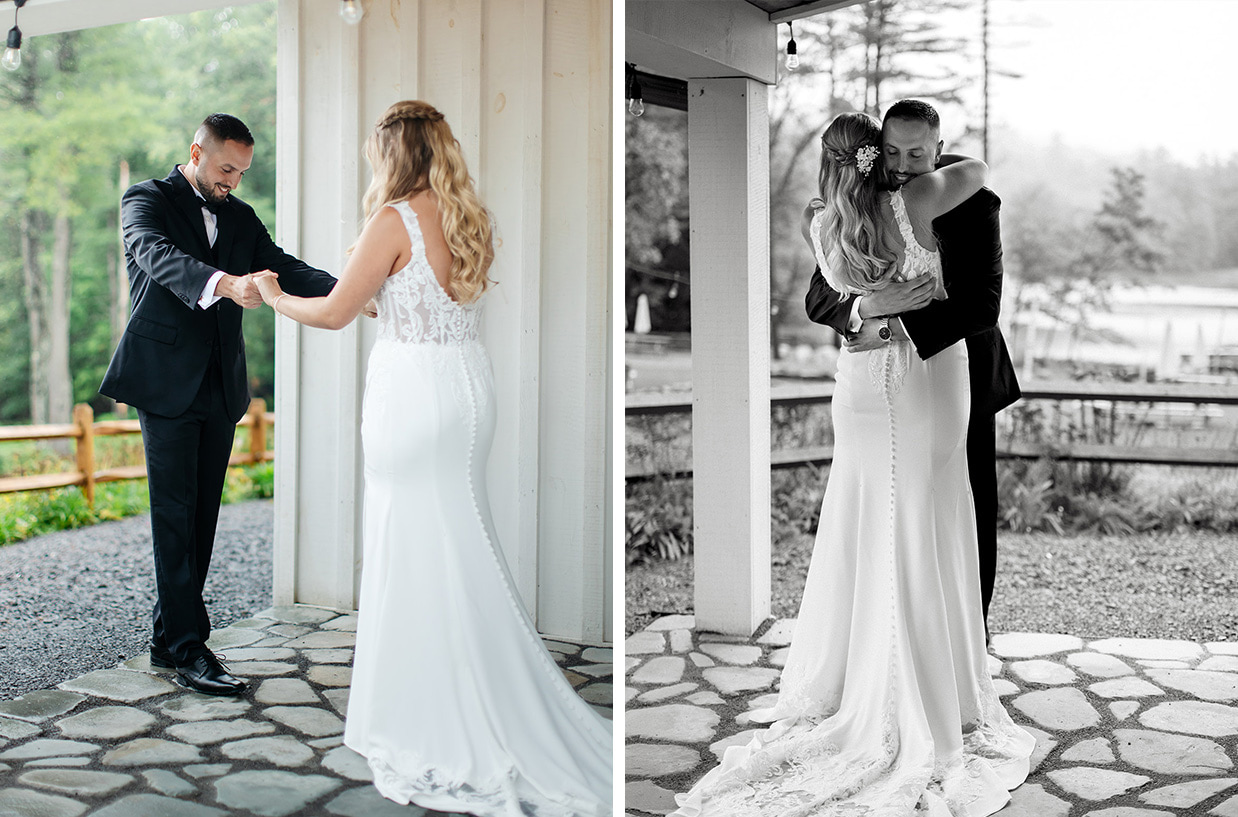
[847,296,864,334]
[198,270,228,309]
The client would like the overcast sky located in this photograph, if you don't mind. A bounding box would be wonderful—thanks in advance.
[985,0,1237,165]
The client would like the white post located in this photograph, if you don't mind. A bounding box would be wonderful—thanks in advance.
[273,0,366,610]
[688,77,771,636]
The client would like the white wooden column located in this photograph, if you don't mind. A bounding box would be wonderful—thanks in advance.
[272,0,367,610]
[688,77,771,636]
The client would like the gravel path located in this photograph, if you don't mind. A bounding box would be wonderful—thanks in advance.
[0,499,273,700]
[627,530,1238,640]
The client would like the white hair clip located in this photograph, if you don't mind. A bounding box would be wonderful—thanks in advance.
[855,145,878,177]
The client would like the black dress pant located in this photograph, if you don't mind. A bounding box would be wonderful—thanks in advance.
[138,348,235,665]
[966,411,999,622]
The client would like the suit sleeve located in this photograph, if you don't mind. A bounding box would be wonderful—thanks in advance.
[249,220,338,298]
[899,191,1005,360]
[122,185,220,309]
[804,265,857,338]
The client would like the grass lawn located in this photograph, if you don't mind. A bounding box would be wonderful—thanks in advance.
[626,530,1238,642]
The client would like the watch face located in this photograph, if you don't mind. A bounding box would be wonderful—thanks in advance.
[878,326,892,341]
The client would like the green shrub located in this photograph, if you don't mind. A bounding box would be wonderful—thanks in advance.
[772,464,827,539]
[626,477,692,566]
[0,463,274,547]
[997,458,1065,534]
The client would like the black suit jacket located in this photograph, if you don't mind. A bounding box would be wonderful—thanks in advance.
[804,187,1020,416]
[101,168,336,422]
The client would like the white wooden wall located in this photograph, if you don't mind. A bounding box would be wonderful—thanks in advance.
[273,0,612,645]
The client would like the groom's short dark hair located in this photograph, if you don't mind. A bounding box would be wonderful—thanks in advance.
[197,113,254,148]
[884,99,939,131]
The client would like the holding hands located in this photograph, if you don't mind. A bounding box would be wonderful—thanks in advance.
[217,274,265,309]
[252,270,284,308]
[250,270,378,319]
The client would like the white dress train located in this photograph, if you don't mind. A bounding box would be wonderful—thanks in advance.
[672,190,1034,817]
[343,201,613,817]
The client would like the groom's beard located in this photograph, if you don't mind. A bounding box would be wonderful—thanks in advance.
[876,164,903,192]
[194,176,231,206]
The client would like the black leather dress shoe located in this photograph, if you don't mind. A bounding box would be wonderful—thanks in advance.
[175,653,247,696]
[149,644,176,670]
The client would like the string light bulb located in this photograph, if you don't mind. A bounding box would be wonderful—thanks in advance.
[2,26,20,71]
[3,0,26,72]
[785,23,799,71]
[340,0,364,25]
[627,65,644,117]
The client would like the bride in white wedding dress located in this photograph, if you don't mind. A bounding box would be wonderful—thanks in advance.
[254,100,612,817]
[671,112,1033,817]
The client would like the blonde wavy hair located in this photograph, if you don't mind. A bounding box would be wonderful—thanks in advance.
[362,100,494,304]
[814,111,898,294]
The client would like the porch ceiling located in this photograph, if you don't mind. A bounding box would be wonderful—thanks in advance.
[745,0,867,24]
[3,0,270,38]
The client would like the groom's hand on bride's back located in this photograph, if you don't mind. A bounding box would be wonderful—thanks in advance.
[858,275,936,319]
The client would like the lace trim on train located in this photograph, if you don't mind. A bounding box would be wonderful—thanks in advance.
[366,747,588,817]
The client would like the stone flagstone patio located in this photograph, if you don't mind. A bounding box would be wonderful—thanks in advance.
[0,605,613,817]
[625,614,1238,817]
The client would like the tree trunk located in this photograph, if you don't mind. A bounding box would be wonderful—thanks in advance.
[982,0,990,163]
[872,1,887,114]
[112,159,130,352]
[48,200,73,431]
[20,211,49,424]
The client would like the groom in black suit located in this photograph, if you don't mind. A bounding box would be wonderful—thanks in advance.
[101,114,336,694]
[804,99,1019,625]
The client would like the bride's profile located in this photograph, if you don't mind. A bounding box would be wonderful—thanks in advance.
[253,99,612,817]
[671,110,1033,817]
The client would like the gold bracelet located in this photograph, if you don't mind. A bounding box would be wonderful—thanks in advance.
[273,293,287,315]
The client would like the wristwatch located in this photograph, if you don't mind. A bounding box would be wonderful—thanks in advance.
[878,317,892,342]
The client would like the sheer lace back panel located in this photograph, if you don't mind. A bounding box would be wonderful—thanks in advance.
[808,191,943,294]
[376,201,483,345]
[887,188,944,291]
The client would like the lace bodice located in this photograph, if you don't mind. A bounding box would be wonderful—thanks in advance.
[809,190,946,399]
[886,188,943,289]
[809,189,944,294]
[374,201,483,344]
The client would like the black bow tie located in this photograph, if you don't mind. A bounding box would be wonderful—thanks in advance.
[200,198,223,215]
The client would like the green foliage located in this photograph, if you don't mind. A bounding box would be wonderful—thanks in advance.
[996,459,1064,535]
[624,106,687,269]
[247,462,275,499]
[626,477,692,566]
[771,464,827,540]
[0,461,274,547]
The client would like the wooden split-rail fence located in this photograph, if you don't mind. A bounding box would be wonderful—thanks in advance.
[0,399,273,506]
[626,380,1238,481]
